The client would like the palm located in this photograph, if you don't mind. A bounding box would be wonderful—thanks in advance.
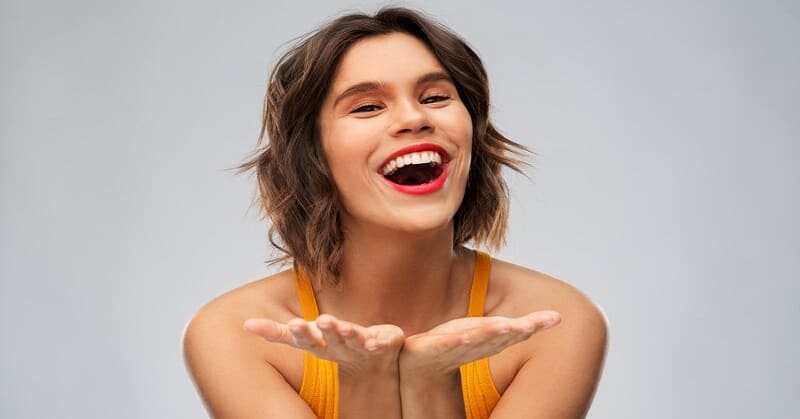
[244,314,404,376]
[401,311,560,374]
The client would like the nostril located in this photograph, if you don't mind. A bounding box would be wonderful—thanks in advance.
[399,126,430,135]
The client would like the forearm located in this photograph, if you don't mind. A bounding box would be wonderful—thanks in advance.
[339,367,402,419]
[399,369,464,419]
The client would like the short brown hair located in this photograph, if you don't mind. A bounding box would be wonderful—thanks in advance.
[237,7,529,285]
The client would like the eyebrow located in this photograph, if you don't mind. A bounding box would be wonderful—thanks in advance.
[332,71,453,108]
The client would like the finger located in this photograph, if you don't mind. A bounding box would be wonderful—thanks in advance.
[288,318,326,349]
[335,319,368,350]
[368,324,405,351]
[365,324,405,351]
[443,317,525,358]
[517,311,561,333]
[473,312,561,353]
[243,318,295,346]
[316,314,345,347]
[457,317,514,343]
[406,329,462,354]
[342,321,391,351]
[475,313,559,347]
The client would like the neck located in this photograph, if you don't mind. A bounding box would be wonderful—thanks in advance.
[316,221,474,335]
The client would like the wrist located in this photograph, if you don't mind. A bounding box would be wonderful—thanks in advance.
[339,360,402,419]
[398,350,460,381]
[399,368,464,419]
[339,355,400,381]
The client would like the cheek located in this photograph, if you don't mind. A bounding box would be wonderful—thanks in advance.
[321,122,379,183]
[443,105,474,147]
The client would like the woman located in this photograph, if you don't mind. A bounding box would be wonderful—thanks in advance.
[183,7,607,419]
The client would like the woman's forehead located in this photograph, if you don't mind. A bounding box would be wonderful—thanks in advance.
[330,32,447,92]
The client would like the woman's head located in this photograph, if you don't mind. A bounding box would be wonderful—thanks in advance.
[319,30,474,243]
[238,7,528,284]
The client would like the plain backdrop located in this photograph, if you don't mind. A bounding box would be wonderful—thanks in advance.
[1,0,798,418]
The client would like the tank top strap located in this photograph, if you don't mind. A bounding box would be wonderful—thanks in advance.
[294,266,320,321]
[294,266,339,419]
[460,251,501,419]
[466,251,492,317]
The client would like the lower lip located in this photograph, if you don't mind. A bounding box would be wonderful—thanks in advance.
[383,164,449,195]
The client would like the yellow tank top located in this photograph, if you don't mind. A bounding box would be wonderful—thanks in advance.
[294,251,501,419]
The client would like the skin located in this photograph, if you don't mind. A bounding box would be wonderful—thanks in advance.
[183,33,608,419]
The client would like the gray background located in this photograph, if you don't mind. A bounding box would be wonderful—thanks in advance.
[1,0,798,418]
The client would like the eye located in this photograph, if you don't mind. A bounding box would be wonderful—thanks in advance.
[421,95,450,104]
[351,103,382,113]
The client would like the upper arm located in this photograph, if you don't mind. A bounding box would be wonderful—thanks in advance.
[490,292,609,419]
[182,305,316,419]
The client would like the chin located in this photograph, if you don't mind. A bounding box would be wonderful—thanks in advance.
[339,178,467,238]
[378,204,458,236]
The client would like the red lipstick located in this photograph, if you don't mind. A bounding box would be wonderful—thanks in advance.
[378,143,450,196]
[378,143,450,171]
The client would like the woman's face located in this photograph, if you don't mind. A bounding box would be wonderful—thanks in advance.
[317,32,473,235]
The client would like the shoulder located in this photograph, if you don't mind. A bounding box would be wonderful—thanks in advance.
[182,270,314,418]
[487,257,608,359]
[183,269,301,355]
[485,257,609,417]
[182,269,301,368]
[487,257,608,338]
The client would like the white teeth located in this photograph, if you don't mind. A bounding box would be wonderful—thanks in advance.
[381,151,443,176]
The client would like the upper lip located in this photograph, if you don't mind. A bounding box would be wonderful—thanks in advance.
[378,143,451,173]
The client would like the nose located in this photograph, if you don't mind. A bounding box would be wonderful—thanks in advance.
[389,99,433,137]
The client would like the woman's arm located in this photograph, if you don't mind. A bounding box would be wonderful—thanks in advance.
[488,294,608,419]
[183,306,318,419]
[234,300,603,419]
[245,314,405,419]
[397,311,562,418]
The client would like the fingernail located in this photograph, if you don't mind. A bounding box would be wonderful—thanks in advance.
[544,314,560,327]
[242,319,255,330]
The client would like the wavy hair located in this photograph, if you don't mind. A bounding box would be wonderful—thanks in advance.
[236,7,529,285]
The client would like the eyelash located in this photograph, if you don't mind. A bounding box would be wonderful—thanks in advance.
[351,95,451,113]
[352,104,381,113]
[422,95,450,104]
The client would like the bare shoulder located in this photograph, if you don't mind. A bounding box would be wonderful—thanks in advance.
[182,270,315,418]
[486,257,608,363]
[486,257,609,418]
[187,269,301,326]
[487,258,608,333]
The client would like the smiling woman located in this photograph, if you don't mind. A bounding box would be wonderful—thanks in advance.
[318,33,475,241]
[182,7,608,419]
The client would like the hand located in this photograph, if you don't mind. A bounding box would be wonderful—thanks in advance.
[399,311,561,379]
[243,314,405,377]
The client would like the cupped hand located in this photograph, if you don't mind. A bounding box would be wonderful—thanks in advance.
[399,310,561,378]
[243,314,405,376]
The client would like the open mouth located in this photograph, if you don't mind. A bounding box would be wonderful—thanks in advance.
[378,145,451,195]
[381,151,444,186]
